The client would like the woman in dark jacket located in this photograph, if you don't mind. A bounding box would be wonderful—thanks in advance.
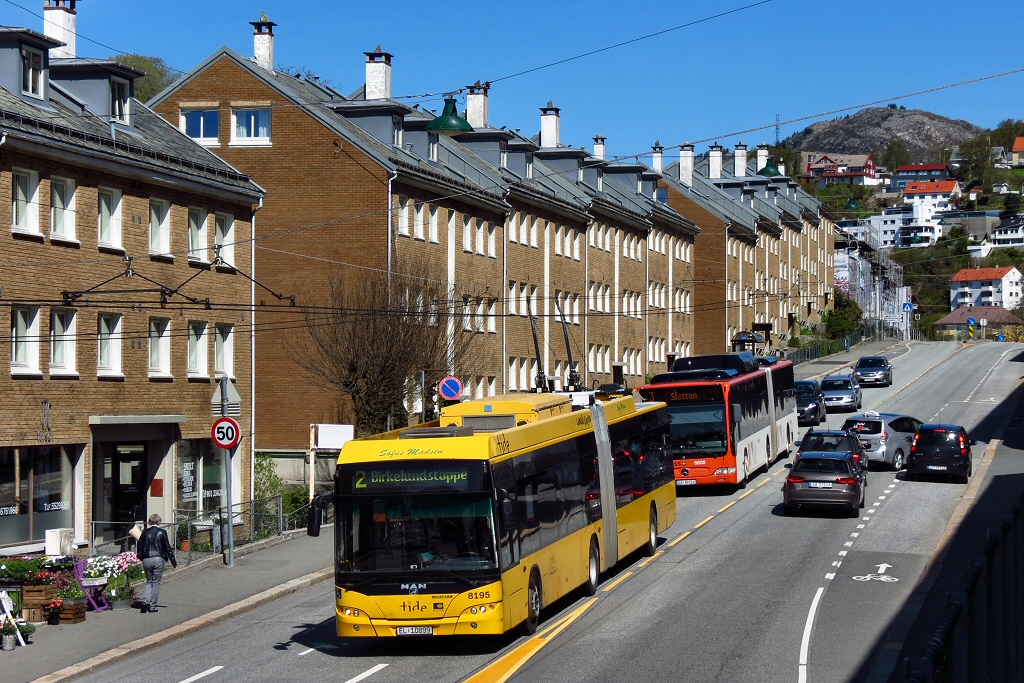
[136,513,177,613]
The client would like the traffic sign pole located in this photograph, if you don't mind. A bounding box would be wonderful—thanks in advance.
[220,378,235,568]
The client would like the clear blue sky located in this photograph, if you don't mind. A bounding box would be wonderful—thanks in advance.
[5,0,1022,164]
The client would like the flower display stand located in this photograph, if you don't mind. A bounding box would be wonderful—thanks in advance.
[59,598,87,624]
[22,585,57,613]
[22,607,46,622]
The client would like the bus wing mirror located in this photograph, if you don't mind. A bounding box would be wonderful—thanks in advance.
[307,495,325,537]
[731,404,742,424]
[498,490,517,527]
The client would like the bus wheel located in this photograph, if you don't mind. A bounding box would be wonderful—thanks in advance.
[643,507,658,556]
[584,539,600,595]
[521,570,541,635]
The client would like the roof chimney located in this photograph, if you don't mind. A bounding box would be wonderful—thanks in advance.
[652,141,664,174]
[734,142,747,178]
[679,143,694,187]
[466,81,489,128]
[364,47,393,100]
[593,135,606,160]
[756,144,769,172]
[540,101,560,149]
[43,0,77,58]
[708,144,723,179]
[250,14,277,73]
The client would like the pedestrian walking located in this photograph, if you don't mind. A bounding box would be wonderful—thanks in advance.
[136,513,177,613]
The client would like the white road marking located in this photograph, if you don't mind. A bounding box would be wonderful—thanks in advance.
[298,647,316,656]
[178,667,224,683]
[343,664,389,683]
[844,541,854,547]
[838,550,847,556]
[850,532,860,538]
[798,586,826,683]
[878,496,887,500]
[857,524,865,529]
[825,573,835,580]
[832,561,842,567]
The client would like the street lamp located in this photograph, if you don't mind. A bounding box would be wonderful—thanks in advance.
[427,97,473,134]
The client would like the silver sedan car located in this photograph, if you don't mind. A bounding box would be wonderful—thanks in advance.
[820,374,862,412]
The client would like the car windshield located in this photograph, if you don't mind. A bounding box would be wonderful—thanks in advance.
[842,419,882,435]
[794,458,851,475]
[801,434,858,452]
[821,379,853,391]
[857,358,885,368]
[795,384,817,398]
[338,493,499,573]
[666,402,729,456]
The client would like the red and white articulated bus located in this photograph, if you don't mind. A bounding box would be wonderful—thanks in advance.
[636,353,797,488]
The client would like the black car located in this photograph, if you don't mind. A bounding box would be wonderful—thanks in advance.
[793,429,869,472]
[795,379,827,426]
[906,423,976,483]
[852,355,893,387]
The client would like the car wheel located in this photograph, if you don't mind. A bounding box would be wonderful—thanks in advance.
[643,507,658,556]
[859,487,866,508]
[521,570,541,635]
[892,450,905,471]
[584,539,600,596]
[849,504,860,518]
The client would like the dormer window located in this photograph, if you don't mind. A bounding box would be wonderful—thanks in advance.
[392,116,404,148]
[21,46,44,98]
[428,133,439,162]
[500,142,508,169]
[526,153,534,179]
[111,77,130,123]
[597,169,603,192]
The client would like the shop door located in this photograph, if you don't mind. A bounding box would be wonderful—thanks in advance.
[94,444,147,549]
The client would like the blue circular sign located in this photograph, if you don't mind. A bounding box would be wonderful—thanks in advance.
[438,376,463,401]
[967,317,977,326]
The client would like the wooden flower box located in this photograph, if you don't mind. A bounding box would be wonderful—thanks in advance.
[23,606,46,622]
[59,599,87,624]
[23,584,57,608]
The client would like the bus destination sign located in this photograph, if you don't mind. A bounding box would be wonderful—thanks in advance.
[346,462,482,493]
[640,384,725,404]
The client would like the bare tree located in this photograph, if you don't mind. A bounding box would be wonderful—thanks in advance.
[297,258,484,436]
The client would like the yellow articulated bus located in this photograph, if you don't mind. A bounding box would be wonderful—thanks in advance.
[308,390,676,637]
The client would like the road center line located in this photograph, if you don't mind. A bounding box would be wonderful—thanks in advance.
[638,551,663,568]
[718,501,736,513]
[668,531,691,547]
[601,571,634,592]
[694,515,715,529]
[798,586,826,683]
[342,663,389,683]
[178,667,224,683]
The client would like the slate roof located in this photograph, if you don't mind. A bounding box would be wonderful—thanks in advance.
[895,164,950,173]
[0,83,261,198]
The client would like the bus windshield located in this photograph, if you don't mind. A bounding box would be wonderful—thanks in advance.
[338,493,499,573]
[666,402,729,455]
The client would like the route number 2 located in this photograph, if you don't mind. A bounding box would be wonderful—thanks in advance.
[212,417,242,449]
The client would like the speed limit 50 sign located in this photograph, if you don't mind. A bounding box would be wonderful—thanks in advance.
[212,416,242,449]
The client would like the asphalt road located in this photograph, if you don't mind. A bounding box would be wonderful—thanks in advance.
[71,341,1023,683]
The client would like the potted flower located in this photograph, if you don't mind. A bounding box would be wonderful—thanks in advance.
[0,620,34,649]
[44,598,63,625]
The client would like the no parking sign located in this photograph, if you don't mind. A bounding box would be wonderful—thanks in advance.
[438,376,464,401]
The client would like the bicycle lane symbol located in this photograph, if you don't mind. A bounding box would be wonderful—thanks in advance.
[852,562,898,582]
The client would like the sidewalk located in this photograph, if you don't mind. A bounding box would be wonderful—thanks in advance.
[792,337,905,381]
[17,530,333,683]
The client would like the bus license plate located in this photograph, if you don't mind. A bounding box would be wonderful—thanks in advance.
[808,482,832,488]
[397,626,433,635]
[927,465,947,471]
[677,479,697,486]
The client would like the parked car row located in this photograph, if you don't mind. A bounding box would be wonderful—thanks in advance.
[784,354,976,515]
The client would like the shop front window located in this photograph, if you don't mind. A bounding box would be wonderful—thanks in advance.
[0,446,72,547]
[175,439,223,515]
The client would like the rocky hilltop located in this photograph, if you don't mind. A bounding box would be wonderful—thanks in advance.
[782,107,982,161]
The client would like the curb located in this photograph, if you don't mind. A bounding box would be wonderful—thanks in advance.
[31,566,335,683]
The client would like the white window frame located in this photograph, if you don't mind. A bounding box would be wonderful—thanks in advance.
[188,320,209,378]
[487,223,496,258]
[11,306,41,376]
[148,317,172,378]
[21,45,44,99]
[428,205,439,243]
[149,199,171,256]
[230,108,271,146]
[110,77,130,123]
[530,217,538,248]
[97,313,122,377]
[462,296,473,331]
[397,196,410,236]
[476,220,485,255]
[98,187,123,249]
[50,309,77,376]
[181,108,220,146]
[487,299,496,333]
[50,176,77,242]
[413,202,425,240]
[188,207,209,262]
[509,212,518,244]
[215,213,234,266]
[428,132,439,162]
[11,168,40,235]
[392,116,404,148]
[215,323,234,379]
[463,217,472,252]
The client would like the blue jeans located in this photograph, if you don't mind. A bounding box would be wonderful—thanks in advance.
[142,557,165,608]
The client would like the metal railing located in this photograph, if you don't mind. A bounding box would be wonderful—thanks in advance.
[904,493,1024,682]
[89,495,286,566]
[784,326,880,366]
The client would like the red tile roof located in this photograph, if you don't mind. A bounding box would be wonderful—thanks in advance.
[950,266,1018,282]
[1013,137,1024,153]
[904,180,958,194]
[935,306,1021,327]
